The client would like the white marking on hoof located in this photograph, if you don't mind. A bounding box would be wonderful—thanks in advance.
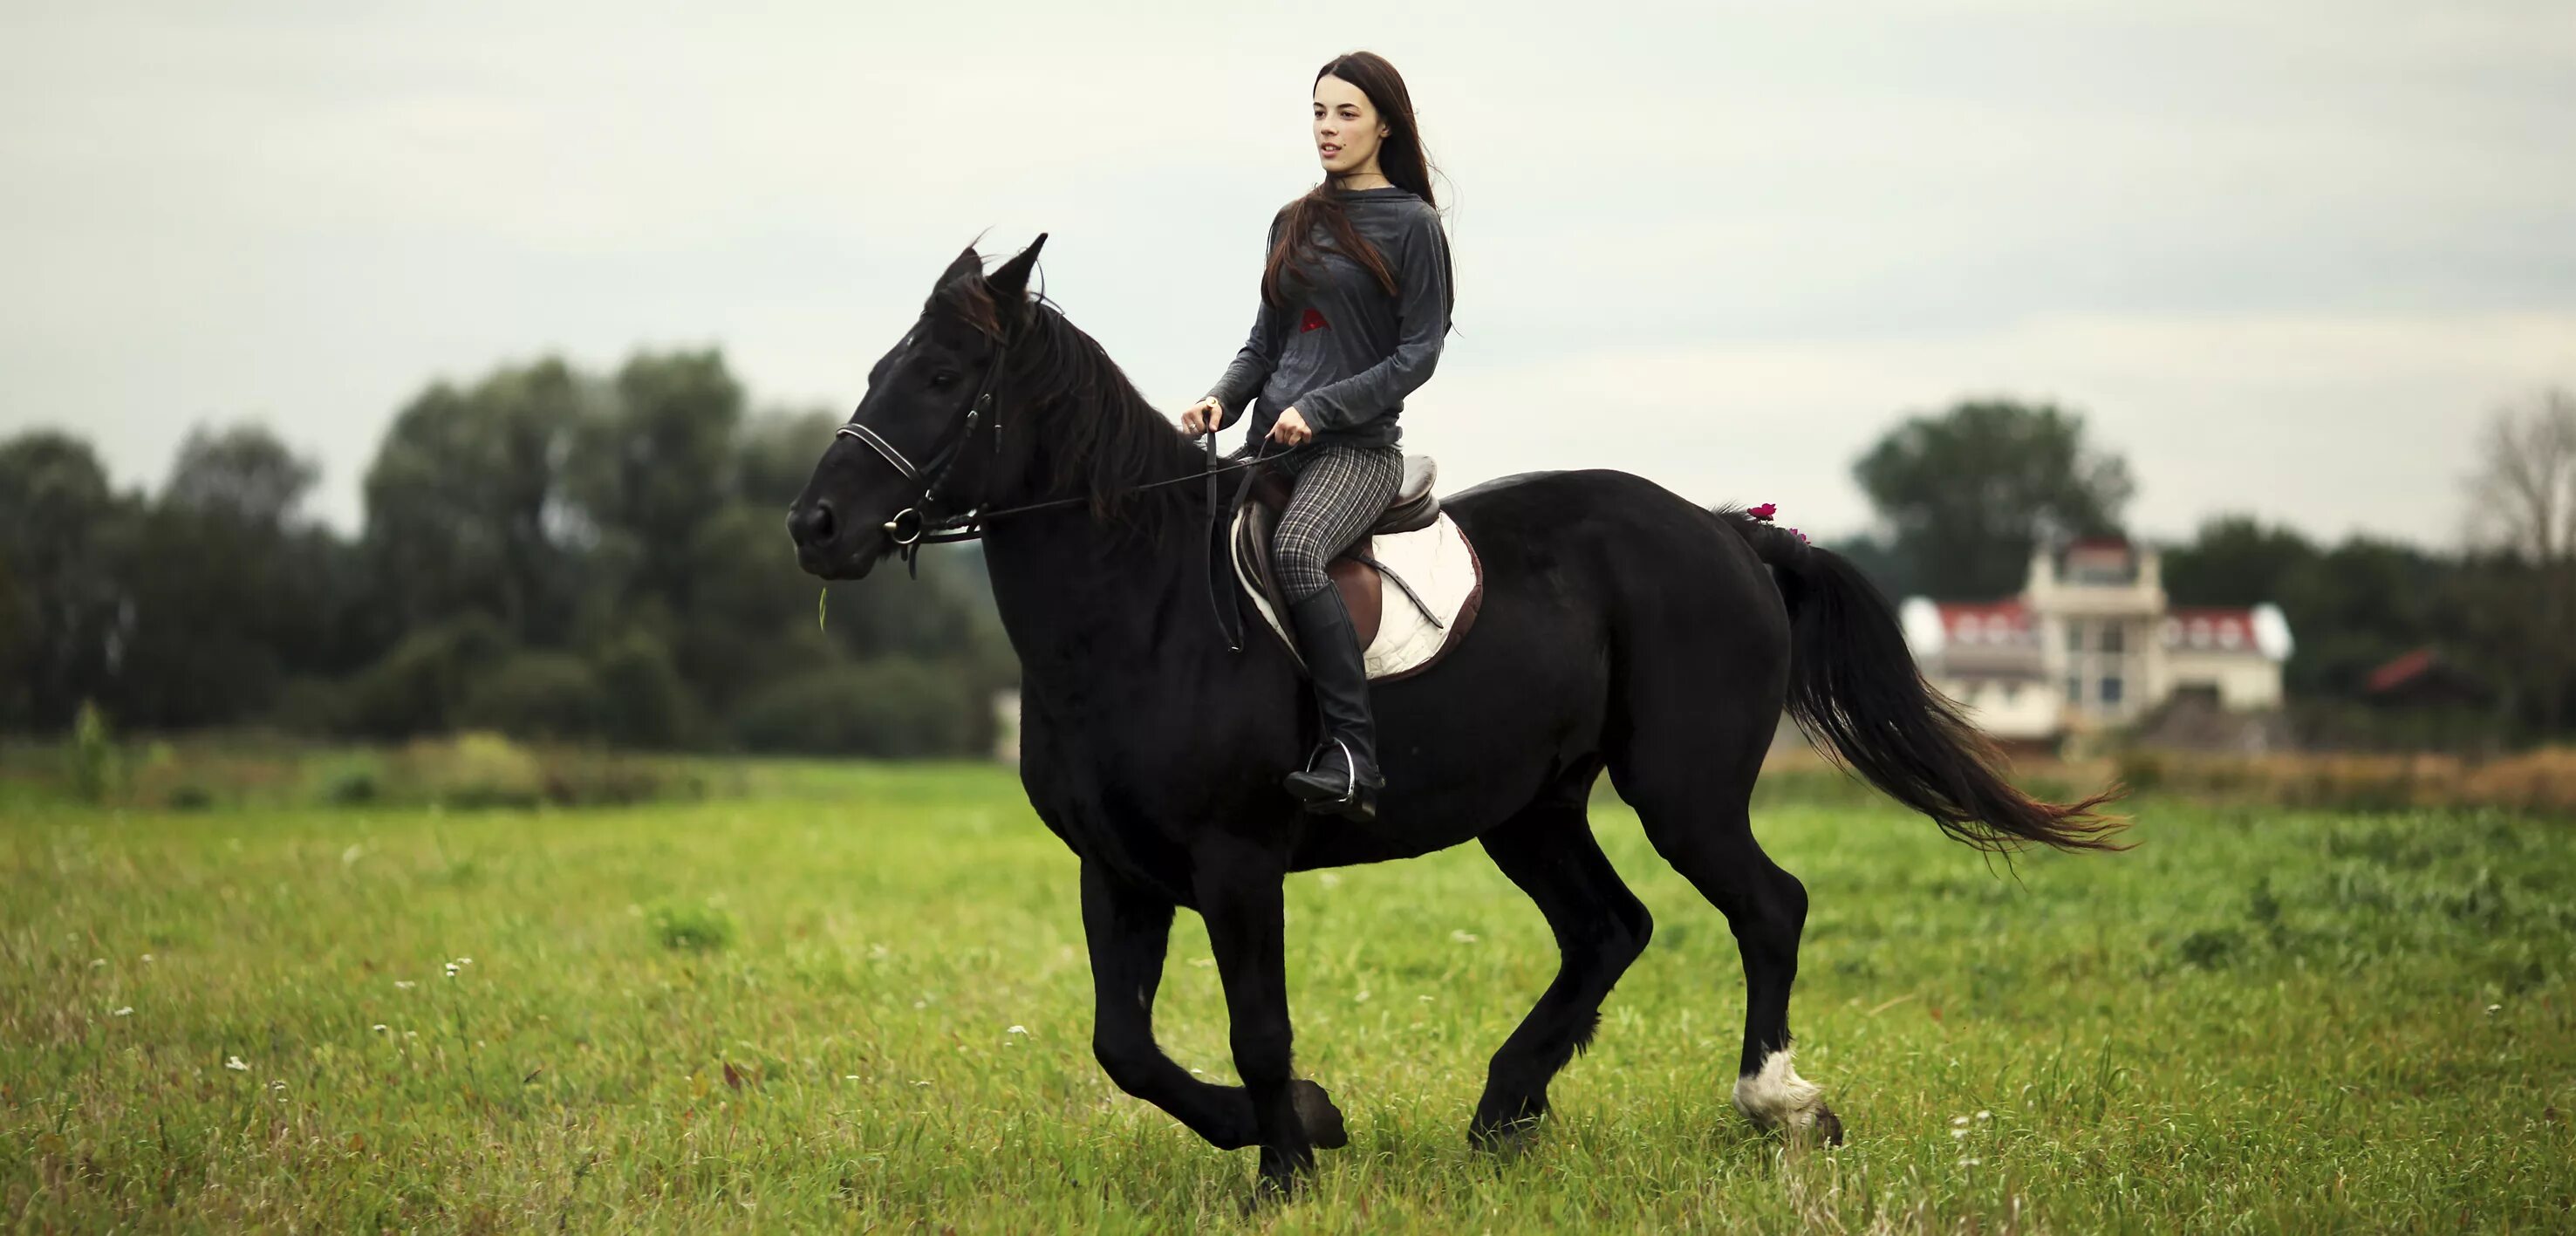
[1732,1048,1826,1132]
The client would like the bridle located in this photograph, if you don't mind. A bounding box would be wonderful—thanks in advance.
[830,315,1271,648]
[831,323,1018,570]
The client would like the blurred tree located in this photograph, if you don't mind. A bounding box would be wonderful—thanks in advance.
[2272,536,2456,699]
[363,359,586,645]
[1821,532,1917,600]
[0,433,131,728]
[734,407,838,510]
[106,424,345,727]
[164,423,319,529]
[567,350,744,618]
[2163,516,2319,608]
[3,350,1028,749]
[1854,399,2134,598]
[2463,389,2576,732]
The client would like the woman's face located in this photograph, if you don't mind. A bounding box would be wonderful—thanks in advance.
[1312,74,1390,178]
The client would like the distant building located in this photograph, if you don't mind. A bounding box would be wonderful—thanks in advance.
[1897,539,2293,743]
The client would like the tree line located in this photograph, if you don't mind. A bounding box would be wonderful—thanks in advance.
[0,351,1015,755]
[4,356,2569,753]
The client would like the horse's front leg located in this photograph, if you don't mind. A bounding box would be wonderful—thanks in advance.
[1081,863,1345,1151]
[1192,835,1317,1198]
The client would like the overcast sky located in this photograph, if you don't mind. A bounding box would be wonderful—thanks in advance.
[4,1,2570,546]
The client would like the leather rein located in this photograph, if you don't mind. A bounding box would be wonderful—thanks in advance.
[830,322,1268,648]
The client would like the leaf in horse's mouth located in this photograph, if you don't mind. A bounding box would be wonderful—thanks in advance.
[817,589,829,633]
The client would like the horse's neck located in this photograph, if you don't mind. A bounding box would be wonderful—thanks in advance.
[981,492,1207,682]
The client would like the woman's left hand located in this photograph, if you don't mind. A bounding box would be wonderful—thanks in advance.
[1268,407,1314,447]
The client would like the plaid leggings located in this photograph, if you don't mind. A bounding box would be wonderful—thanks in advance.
[1270,442,1405,600]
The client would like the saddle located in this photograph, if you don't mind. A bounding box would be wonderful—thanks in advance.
[1230,454,1483,683]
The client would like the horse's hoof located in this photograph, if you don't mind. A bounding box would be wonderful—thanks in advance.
[1466,1112,1544,1155]
[1812,1104,1845,1146]
[1241,1163,1311,1212]
[1292,1079,1349,1150]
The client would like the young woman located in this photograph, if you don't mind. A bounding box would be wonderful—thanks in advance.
[1179,51,1454,823]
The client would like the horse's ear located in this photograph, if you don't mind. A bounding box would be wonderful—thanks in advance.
[985,234,1048,303]
[939,245,982,286]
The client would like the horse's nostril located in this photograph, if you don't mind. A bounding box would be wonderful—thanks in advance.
[789,501,837,546]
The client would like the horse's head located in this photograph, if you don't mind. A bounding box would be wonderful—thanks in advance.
[788,236,1046,579]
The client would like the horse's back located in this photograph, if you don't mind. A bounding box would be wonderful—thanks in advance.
[1288,468,1787,867]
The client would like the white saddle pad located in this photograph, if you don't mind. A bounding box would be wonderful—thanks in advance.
[1230,510,1483,682]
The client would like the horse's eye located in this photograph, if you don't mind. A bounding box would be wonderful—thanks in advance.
[928,371,960,390]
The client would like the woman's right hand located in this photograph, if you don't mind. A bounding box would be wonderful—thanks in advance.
[1179,396,1224,438]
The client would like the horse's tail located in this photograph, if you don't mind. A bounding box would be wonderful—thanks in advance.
[1717,509,2127,853]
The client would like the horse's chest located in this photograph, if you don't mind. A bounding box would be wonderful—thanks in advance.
[1018,716,1206,900]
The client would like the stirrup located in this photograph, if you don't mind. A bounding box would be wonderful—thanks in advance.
[1285,739,1379,822]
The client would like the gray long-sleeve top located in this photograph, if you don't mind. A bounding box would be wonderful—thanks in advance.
[1204,187,1452,449]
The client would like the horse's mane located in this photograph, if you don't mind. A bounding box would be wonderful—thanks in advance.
[933,275,1201,520]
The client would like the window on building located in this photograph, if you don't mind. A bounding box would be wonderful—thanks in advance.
[2099,623,2125,653]
[2065,676,2083,705]
[2065,622,2084,652]
[2101,676,2125,707]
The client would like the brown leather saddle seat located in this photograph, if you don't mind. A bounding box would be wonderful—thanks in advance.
[1233,454,1445,663]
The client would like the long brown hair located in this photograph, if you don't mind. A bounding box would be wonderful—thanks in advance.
[1261,51,1445,310]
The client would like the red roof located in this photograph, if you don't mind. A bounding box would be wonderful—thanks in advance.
[2367,647,2438,694]
[2163,606,2258,652]
[1933,599,2035,645]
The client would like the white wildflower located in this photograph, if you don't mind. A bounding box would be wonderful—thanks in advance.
[1317,872,1342,889]
[112,1007,133,1017]
[1355,989,1372,1003]
[1976,1110,1992,1121]
[1951,1128,1970,1139]
[224,1055,249,1072]
[844,1075,859,1081]
[1961,1157,1982,1167]
[372,1024,388,1033]
[455,957,473,966]
[1007,1025,1028,1035]
[443,962,459,978]
[1450,931,1479,944]
[1952,1116,1970,1127]
[2486,1004,2503,1014]
[394,980,416,990]
[140,953,154,962]
[1418,994,1435,1003]
[91,958,106,968]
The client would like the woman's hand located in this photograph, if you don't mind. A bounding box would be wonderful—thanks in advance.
[1179,396,1224,438]
[1268,406,1315,447]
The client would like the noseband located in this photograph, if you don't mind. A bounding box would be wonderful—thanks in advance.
[833,324,1017,571]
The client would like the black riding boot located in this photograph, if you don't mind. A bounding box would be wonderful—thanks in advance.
[1282,588,1385,822]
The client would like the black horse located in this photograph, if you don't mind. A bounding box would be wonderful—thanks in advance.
[788,237,2121,1195]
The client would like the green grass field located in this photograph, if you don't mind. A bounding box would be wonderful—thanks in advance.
[6,764,2572,1233]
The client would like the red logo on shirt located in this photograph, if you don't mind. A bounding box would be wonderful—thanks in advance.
[1298,308,1329,333]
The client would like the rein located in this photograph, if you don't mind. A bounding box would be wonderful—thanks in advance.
[831,324,1272,648]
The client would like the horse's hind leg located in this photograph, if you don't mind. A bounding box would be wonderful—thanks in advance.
[1609,735,1845,1144]
[1469,768,1654,1150]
